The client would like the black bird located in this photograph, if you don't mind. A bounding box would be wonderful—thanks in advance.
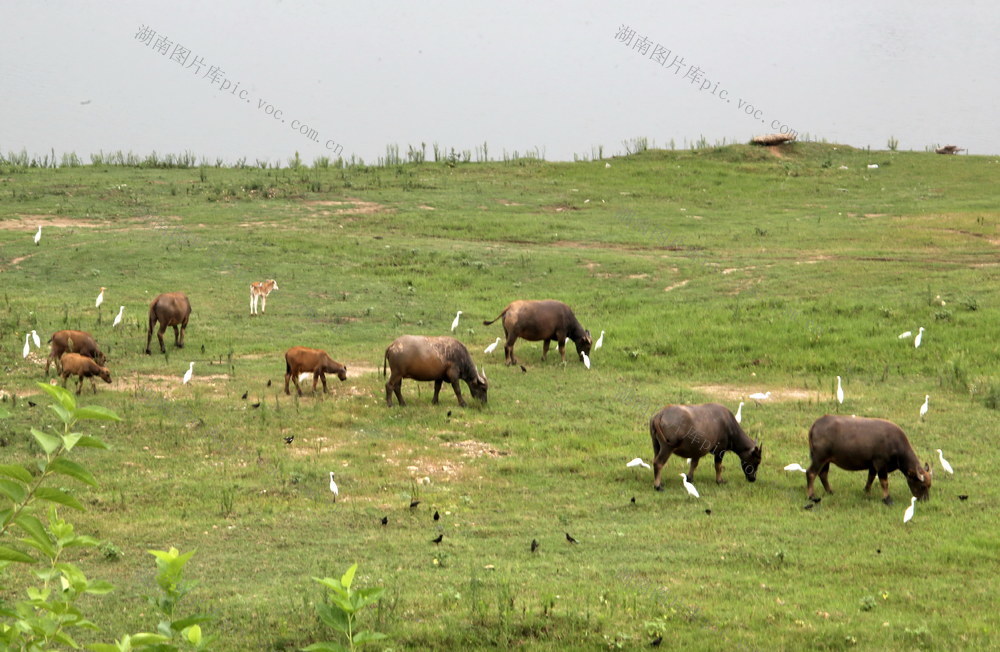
[809,496,822,503]
[283,436,294,445]
[26,401,37,408]
[804,503,815,510]
[651,635,663,647]
[520,365,527,373]
[266,379,272,387]
[958,495,969,501]
[433,510,440,521]
[431,534,443,544]
[446,410,452,418]
[630,496,636,504]
[241,391,248,400]
[531,539,539,553]
[705,509,712,516]
[251,402,261,408]
[380,516,388,525]
[410,499,420,509]
[876,549,881,554]
[201,344,205,354]
[565,532,578,544]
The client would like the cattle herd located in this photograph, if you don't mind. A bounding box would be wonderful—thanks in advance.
[32,287,936,509]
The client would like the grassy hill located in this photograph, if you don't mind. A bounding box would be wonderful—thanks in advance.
[1,142,998,649]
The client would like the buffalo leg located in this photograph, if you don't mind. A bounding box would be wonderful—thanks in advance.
[504,337,518,366]
[450,380,467,407]
[541,340,550,361]
[157,324,167,353]
[863,468,877,493]
[318,372,328,394]
[688,456,701,482]
[652,448,672,491]
[714,453,727,484]
[818,462,834,494]
[878,469,892,505]
[432,380,443,404]
[284,372,294,395]
[179,319,188,348]
[171,325,180,348]
[385,375,405,407]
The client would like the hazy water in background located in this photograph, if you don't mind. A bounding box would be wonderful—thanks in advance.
[1,1,998,164]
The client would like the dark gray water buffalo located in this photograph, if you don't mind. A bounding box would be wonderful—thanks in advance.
[482,299,592,366]
[806,415,932,505]
[383,335,488,407]
[649,403,762,491]
[145,292,191,354]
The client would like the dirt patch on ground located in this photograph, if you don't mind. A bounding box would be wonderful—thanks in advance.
[692,384,815,402]
[628,273,650,279]
[542,203,578,213]
[664,280,690,292]
[0,216,103,230]
[442,439,509,459]
[497,199,522,206]
[304,199,386,215]
[418,205,435,210]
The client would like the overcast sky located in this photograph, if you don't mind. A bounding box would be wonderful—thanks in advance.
[2,1,998,165]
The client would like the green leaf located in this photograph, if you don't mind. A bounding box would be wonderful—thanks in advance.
[302,643,349,652]
[0,544,35,563]
[37,381,77,411]
[50,458,98,487]
[14,514,55,558]
[316,603,350,634]
[31,427,62,455]
[0,478,27,504]
[351,630,388,645]
[340,563,358,590]
[184,624,202,645]
[354,586,386,610]
[84,580,115,595]
[35,487,85,511]
[171,614,213,630]
[130,633,171,645]
[73,405,122,422]
[74,435,110,449]
[48,403,74,426]
[0,464,31,484]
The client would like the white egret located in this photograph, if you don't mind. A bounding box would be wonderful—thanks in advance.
[582,352,591,369]
[914,327,924,348]
[33,225,41,245]
[936,449,954,474]
[867,163,879,169]
[626,457,651,469]
[749,391,771,401]
[919,395,929,420]
[298,372,312,384]
[112,306,124,328]
[680,473,700,498]
[902,496,916,523]
[605,162,611,168]
[484,337,501,354]
[95,287,105,308]
[30,330,40,348]
[784,463,807,473]
[735,401,744,424]
[836,376,844,404]
[22,333,31,358]
[329,471,339,501]
[898,331,912,339]
[450,310,462,332]
[595,330,605,350]
[182,361,194,384]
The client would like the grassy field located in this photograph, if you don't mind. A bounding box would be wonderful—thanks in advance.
[1,142,998,650]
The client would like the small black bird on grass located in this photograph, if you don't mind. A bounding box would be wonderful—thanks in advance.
[380,516,388,525]
[809,496,822,503]
[283,436,294,445]
[433,510,440,521]
[520,365,527,373]
[241,391,248,400]
[410,499,420,509]
[651,635,663,647]
[432,534,443,544]
[26,401,37,408]
[266,379,272,387]
[958,495,969,501]
[565,532,578,544]
[630,496,636,504]
[446,410,452,418]
[531,539,539,553]
[251,402,261,408]
[704,509,712,516]
[804,503,815,510]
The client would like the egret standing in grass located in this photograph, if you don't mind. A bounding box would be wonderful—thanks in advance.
[735,401,744,424]
[680,473,700,498]
[582,352,591,369]
[836,376,844,404]
[936,449,954,474]
[783,463,807,473]
[22,333,31,358]
[749,391,771,404]
[329,472,339,502]
[914,327,925,348]
[626,457,651,469]
[112,306,124,328]
[30,330,41,349]
[182,362,194,385]
[898,330,912,339]
[95,287,105,308]
[903,496,916,523]
[919,395,929,420]
[484,337,501,354]
[450,310,462,332]
[594,330,605,350]
[33,225,41,246]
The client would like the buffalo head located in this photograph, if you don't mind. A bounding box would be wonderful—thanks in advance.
[576,330,593,361]
[905,462,932,501]
[740,440,763,482]
[468,367,489,404]
[336,366,348,381]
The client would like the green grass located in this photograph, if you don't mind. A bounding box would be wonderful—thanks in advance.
[1,143,998,650]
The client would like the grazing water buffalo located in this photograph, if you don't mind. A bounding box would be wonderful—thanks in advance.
[46,330,106,375]
[807,415,932,505]
[383,335,488,407]
[59,353,112,395]
[145,292,191,354]
[649,403,762,491]
[482,300,592,366]
[284,346,347,396]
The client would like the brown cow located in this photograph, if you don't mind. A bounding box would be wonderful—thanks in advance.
[46,330,106,376]
[145,292,192,354]
[383,335,487,407]
[284,346,347,396]
[483,300,592,366]
[59,352,112,395]
[649,403,762,491]
[807,415,932,505]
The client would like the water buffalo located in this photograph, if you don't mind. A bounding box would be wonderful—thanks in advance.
[59,352,112,395]
[46,330,106,375]
[482,300,592,366]
[284,346,347,396]
[383,335,488,407]
[649,403,762,491]
[807,415,932,505]
[145,292,191,354]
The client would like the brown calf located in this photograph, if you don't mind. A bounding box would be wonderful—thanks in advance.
[284,346,347,395]
[46,330,106,376]
[60,352,112,395]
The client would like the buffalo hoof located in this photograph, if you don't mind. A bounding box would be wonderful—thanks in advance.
[716,478,727,485]
[654,485,663,492]
[882,496,894,506]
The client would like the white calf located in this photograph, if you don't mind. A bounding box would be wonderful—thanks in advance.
[250,279,279,315]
